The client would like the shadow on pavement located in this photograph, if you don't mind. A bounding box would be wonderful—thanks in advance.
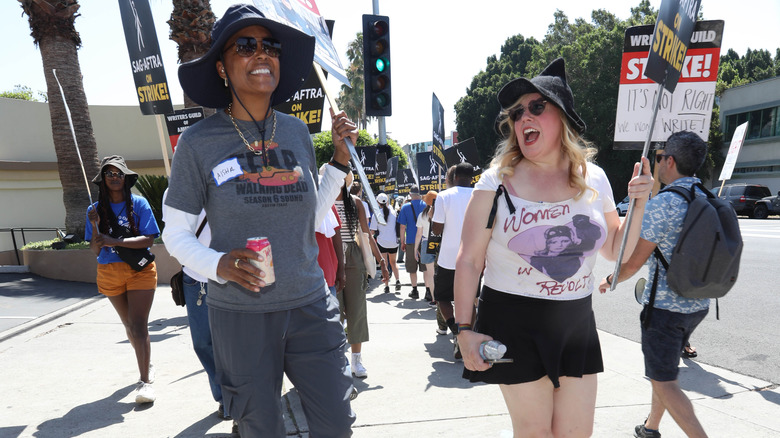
[32,384,136,438]
[0,273,97,299]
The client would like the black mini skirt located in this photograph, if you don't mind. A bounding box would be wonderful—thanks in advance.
[463,286,603,388]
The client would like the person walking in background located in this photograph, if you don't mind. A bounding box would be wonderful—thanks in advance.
[86,155,160,404]
[335,175,389,379]
[431,162,476,359]
[398,185,427,299]
[599,131,710,438]
[163,5,360,436]
[454,58,653,437]
[370,193,401,294]
[414,190,438,308]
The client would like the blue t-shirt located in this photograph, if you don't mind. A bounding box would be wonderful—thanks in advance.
[397,199,425,244]
[85,194,160,264]
[640,177,710,313]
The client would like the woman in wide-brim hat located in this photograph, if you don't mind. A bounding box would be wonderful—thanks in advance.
[163,4,359,436]
[452,58,654,436]
[86,155,160,404]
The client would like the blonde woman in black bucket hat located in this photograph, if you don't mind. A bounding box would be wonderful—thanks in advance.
[86,155,160,404]
[453,58,654,436]
[162,4,358,436]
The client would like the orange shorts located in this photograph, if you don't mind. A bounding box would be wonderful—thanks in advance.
[96,262,158,297]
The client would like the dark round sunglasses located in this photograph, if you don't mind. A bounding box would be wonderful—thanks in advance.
[104,170,125,179]
[656,154,673,163]
[224,37,282,58]
[509,99,548,122]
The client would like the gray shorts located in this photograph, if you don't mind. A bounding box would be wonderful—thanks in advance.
[209,294,355,437]
[641,306,708,382]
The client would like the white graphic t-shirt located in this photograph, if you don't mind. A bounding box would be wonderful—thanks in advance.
[476,163,615,301]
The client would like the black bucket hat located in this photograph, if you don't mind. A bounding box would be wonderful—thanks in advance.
[92,155,138,188]
[178,3,315,108]
[497,58,586,134]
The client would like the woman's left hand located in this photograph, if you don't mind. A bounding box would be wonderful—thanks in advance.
[627,156,654,205]
[330,108,358,166]
[459,330,493,372]
[379,260,389,285]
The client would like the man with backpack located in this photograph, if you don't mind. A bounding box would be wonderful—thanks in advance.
[599,131,714,438]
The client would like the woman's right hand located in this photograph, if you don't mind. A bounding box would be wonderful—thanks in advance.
[458,330,493,372]
[217,248,267,293]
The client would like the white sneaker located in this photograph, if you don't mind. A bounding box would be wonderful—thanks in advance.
[135,381,156,404]
[351,353,367,379]
[436,327,447,335]
[147,363,155,384]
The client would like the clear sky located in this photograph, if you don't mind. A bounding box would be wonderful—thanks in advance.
[2,0,778,146]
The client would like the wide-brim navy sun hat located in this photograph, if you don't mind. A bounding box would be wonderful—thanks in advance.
[178,3,315,108]
[497,58,586,134]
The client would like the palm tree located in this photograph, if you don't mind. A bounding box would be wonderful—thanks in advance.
[20,0,100,239]
[168,0,216,113]
[337,33,367,130]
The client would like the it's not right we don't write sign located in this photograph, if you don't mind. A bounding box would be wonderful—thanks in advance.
[613,20,724,150]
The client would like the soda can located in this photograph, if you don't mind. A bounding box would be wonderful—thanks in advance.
[246,237,275,285]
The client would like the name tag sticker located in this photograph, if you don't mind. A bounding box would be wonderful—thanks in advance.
[212,158,242,186]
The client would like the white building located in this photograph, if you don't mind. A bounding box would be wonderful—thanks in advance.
[718,76,780,192]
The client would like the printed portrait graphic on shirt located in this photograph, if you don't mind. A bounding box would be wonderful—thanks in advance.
[211,144,310,208]
[508,214,604,283]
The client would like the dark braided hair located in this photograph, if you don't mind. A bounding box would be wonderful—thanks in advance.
[96,179,138,236]
[340,183,359,237]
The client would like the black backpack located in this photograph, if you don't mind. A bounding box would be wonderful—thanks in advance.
[646,182,743,325]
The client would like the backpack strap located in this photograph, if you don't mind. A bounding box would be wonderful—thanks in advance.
[487,184,516,229]
[195,216,208,238]
[643,260,660,328]
[653,246,669,271]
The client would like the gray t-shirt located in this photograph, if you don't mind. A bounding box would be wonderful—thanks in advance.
[166,110,327,313]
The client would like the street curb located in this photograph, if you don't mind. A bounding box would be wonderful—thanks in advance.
[0,295,103,343]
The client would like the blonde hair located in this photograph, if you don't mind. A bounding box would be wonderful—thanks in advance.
[491,100,598,201]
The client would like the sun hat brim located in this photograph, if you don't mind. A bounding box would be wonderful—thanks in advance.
[178,4,315,109]
[497,58,586,134]
[92,155,138,188]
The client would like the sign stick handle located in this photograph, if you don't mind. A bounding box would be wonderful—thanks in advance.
[155,115,171,176]
[52,69,100,234]
[312,62,385,225]
[610,80,665,291]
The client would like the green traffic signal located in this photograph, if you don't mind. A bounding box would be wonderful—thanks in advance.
[375,58,387,73]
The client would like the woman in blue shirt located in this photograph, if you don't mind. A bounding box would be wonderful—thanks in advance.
[86,155,160,404]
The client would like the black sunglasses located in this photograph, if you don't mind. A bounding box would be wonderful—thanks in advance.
[508,99,548,122]
[655,154,673,163]
[104,170,125,179]
[224,37,282,58]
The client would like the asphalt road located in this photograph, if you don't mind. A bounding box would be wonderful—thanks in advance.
[592,218,780,385]
[0,273,100,338]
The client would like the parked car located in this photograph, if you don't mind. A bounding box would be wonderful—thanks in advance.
[753,190,780,219]
[616,196,629,216]
[717,183,772,218]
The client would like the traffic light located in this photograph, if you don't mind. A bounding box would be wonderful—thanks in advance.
[362,14,391,117]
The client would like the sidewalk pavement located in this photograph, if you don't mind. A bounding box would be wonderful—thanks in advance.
[1,269,779,437]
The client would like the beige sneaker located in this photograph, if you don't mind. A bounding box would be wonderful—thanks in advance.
[135,381,156,404]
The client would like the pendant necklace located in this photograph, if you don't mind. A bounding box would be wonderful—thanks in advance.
[227,103,276,165]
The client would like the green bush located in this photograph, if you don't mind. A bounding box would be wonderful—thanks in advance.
[135,174,169,232]
[21,237,163,251]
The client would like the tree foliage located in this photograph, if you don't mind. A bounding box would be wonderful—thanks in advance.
[454,0,779,199]
[313,130,408,169]
[336,33,368,130]
[0,85,46,101]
